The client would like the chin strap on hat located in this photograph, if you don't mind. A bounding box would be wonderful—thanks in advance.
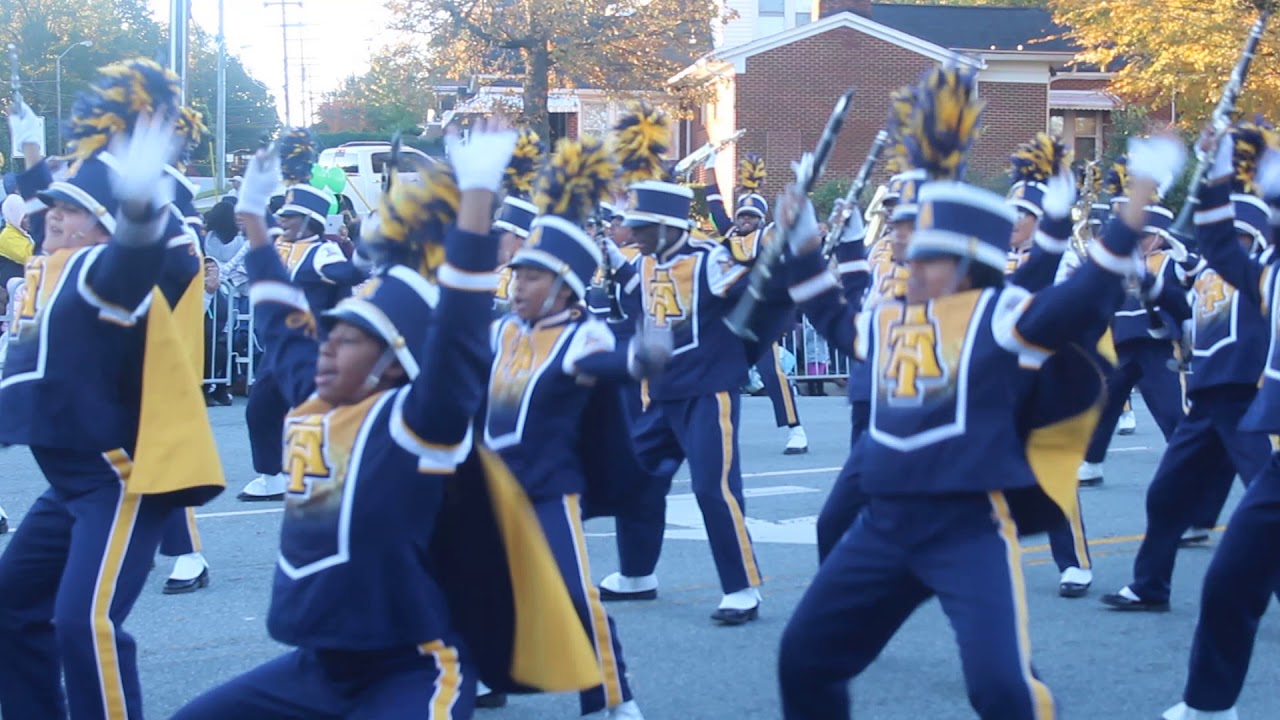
[362,346,400,392]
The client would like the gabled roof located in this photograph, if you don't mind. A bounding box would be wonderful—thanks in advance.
[705,10,986,74]
[868,3,1075,53]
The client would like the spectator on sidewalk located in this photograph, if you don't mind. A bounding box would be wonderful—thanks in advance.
[202,257,232,406]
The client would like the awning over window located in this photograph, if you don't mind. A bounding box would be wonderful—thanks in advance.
[1049,89,1119,111]
[450,90,582,115]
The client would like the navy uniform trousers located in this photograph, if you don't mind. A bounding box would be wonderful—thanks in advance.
[614,390,762,594]
[0,448,176,720]
[1129,386,1271,604]
[1178,452,1280,712]
[756,342,801,428]
[246,370,289,477]
[815,400,870,563]
[535,495,631,715]
[779,492,1055,719]
[172,641,475,720]
[1084,339,1183,465]
[158,507,202,557]
[1047,498,1092,575]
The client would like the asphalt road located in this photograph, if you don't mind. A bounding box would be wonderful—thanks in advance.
[0,393,1275,719]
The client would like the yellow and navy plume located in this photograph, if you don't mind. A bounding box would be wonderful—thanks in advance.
[884,85,916,175]
[174,106,208,168]
[738,153,766,194]
[505,127,544,200]
[1102,156,1129,199]
[370,155,459,280]
[278,127,316,186]
[611,100,672,187]
[65,58,183,161]
[905,64,984,181]
[1011,133,1070,184]
[533,135,617,225]
[1230,120,1271,196]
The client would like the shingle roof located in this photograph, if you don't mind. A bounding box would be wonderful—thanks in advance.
[868,3,1076,53]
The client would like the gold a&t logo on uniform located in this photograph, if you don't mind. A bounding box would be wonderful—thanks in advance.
[284,415,331,499]
[883,304,945,403]
[647,267,687,328]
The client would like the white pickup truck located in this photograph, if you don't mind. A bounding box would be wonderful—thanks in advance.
[317,141,435,216]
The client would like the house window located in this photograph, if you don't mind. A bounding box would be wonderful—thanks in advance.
[1049,112,1065,138]
[796,0,812,25]
[759,0,784,16]
[758,0,785,36]
[1049,109,1103,162]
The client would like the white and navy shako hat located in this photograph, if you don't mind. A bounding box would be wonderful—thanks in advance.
[889,169,928,224]
[509,215,603,300]
[735,192,769,219]
[494,196,538,239]
[37,153,127,233]
[601,201,625,221]
[623,180,693,229]
[1233,193,1271,246]
[276,184,330,226]
[1007,180,1048,218]
[907,181,1015,273]
[320,265,439,380]
[1142,205,1175,242]
[1088,202,1110,228]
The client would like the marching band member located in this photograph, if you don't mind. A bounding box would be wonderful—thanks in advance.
[707,153,808,454]
[238,129,366,502]
[1077,169,1191,487]
[493,128,543,317]
[1159,125,1280,720]
[485,136,657,719]
[596,102,782,624]
[776,64,1180,719]
[1102,123,1272,613]
[0,61,223,719]
[175,118,602,719]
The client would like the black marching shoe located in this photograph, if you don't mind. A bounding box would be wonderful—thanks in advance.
[475,691,508,709]
[1100,587,1170,612]
[207,385,233,407]
[711,604,759,625]
[163,567,210,595]
[1178,528,1211,547]
[1059,582,1091,598]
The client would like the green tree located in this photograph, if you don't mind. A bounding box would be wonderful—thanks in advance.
[386,0,729,139]
[2,0,279,173]
[313,45,438,134]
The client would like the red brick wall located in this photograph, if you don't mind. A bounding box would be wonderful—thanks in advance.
[970,81,1047,184]
[567,112,580,140]
[735,26,1049,195]
[1050,77,1110,91]
[735,26,937,196]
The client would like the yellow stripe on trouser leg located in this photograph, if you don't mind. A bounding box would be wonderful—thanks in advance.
[184,508,202,553]
[771,344,798,426]
[715,391,761,587]
[564,495,624,708]
[91,474,142,720]
[419,640,463,718]
[1067,503,1090,570]
[988,492,1056,719]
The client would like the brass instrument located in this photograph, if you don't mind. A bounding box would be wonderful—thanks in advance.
[672,129,746,178]
[1070,161,1098,259]
[725,90,855,341]
[821,129,890,259]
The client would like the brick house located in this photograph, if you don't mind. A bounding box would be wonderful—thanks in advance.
[670,0,1132,202]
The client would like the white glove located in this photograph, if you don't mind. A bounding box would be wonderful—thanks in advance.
[1128,135,1188,186]
[1041,169,1077,221]
[703,148,717,171]
[1165,234,1189,263]
[781,191,819,255]
[602,237,626,269]
[839,207,866,244]
[447,120,518,192]
[7,100,43,148]
[235,148,282,217]
[628,324,674,379]
[109,113,179,216]
[1258,149,1280,199]
[1209,131,1234,183]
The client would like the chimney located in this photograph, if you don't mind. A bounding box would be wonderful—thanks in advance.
[817,0,872,20]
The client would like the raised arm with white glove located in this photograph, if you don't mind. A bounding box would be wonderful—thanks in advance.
[109,113,182,246]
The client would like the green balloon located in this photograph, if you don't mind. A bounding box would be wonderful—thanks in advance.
[327,166,347,193]
[310,163,325,185]
[328,198,339,216]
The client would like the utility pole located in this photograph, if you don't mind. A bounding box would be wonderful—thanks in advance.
[216,0,227,193]
[168,0,190,102]
[264,0,303,126]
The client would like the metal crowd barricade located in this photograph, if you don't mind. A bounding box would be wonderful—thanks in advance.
[778,314,853,383]
[201,281,235,386]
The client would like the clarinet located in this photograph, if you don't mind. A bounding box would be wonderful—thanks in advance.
[821,128,890,259]
[1152,3,1272,341]
[724,89,855,341]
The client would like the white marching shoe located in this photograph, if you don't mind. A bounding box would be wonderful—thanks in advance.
[1117,409,1137,435]
[237,472,288,501]
[1163,702,1238,720]
[1077,461,1103,487]
[784,425,809,455]
[0,504,8,535]
[607,700,644,719]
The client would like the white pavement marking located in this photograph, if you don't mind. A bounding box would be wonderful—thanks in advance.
[588,484,822,544]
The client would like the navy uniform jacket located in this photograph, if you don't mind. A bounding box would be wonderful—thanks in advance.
[1112,249,1191,345]
[486,308,631,501]
[613,234,779,401]
[848,237,906,406]
[790,219,1133,499]
[244,228,491,650]
[1195,184,1280,434]
[1183,182,1269,395]
[274,235,365,316]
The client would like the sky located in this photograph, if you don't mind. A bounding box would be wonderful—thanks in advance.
[148,0,397,125]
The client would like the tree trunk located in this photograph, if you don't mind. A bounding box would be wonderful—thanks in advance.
[524,44,552,143]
